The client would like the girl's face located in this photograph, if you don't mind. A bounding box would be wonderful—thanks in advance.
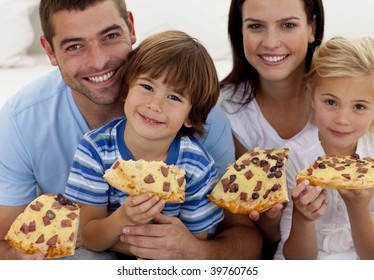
[241,0,315,82]
[124,74,192,143]
[311,76,374,156]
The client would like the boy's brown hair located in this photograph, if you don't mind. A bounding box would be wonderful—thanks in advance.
[39,0,129,50]
[122,30,220,137]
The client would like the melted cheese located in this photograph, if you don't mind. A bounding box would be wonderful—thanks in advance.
[5,194,79,258]
[104,159,186,203]
[209,147,289,213]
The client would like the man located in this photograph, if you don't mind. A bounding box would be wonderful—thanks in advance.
[0,0,260,260]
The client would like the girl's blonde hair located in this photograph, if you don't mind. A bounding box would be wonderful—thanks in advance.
[305,36,374,131]
[121,30,219,137]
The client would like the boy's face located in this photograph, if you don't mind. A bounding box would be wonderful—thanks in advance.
[311,76,374,156]
[41,0,136,105]
[124,74,192,143]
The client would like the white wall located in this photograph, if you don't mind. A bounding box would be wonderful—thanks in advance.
[324,0,374,38]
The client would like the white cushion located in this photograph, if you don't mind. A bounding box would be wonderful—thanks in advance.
[0,0,39,68]
[126,0,231,61]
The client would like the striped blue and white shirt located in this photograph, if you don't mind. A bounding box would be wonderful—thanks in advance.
[65,117,224,233]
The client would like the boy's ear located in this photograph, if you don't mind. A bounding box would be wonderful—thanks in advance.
[184,118,192,128]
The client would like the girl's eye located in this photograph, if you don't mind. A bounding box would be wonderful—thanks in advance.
[354,104,366,110]
[325,99,336,106]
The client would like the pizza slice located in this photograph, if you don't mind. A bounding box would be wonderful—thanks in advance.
[5,194,80,258]
[103,159,186,203]
[208,147,289,214]
[296,153,374,189]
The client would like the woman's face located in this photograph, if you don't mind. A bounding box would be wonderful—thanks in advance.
[241,0,315,82]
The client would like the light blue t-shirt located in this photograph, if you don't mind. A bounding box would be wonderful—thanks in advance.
[0,69,235,206]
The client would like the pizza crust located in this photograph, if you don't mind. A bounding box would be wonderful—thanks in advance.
[103,159,186,203]
[5,194,80,258]
[208,147,289,214]
[296,154,374,189]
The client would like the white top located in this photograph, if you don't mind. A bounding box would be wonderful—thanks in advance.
[274,125,374,259]
[220,84,313,150]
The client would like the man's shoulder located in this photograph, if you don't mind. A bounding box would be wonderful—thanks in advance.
[2,69,67,115]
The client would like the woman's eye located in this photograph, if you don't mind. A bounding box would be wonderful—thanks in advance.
[282,22,296,29]
[247,23,262,30]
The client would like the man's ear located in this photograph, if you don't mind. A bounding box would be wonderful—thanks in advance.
[127,11,137,45]
[40,35,58,66]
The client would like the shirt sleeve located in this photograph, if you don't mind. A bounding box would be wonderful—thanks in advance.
[197,103,235,178]
[178,153,224,233]
[0,104,38,206]
[64,134,110,206]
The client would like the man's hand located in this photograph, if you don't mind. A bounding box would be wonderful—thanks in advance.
[120,213,202,259]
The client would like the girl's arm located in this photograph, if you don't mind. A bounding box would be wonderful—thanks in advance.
[339,188,374,259]
[283,181,327,259]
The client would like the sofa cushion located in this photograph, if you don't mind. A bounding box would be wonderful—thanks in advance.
[0,0,39,68]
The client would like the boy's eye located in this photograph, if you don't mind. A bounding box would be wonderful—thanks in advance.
[168,95,182,102]
[141,84,153,91]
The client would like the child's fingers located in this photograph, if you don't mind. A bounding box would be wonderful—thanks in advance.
[295,186,324,207]
[125,192,153,207]
[291,180,309,199]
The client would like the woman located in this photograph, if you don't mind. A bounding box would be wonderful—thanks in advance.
[219,0,325,258]
[220,0,324,156]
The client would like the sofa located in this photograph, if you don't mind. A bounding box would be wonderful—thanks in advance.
[1,0,373,108]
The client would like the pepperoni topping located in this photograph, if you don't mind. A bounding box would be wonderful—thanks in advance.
[244,170,254,180]
[342,174,351,180]
[20,223,29,234]
[36,234,45,244]
[69,232,75,242]
[144,174,155,184]
[46,234,58,246]
[67,212,78,220]
[30,201,44,211]
[160,166,169,177]
[61,219,72,228]
[177,177,185,187]
[240,192,248,201]
[163,182,170,192]
[112,160,120,169]
[28,221,36,232]
[254,181,262,192]
[42,215,51,226]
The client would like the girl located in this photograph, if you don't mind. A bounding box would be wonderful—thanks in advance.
[276,36,374,259]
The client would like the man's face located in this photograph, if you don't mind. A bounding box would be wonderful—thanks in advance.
[42,0,136,105]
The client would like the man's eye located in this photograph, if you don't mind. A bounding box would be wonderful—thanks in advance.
[66,44,81,52]
[106,33,119,40]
